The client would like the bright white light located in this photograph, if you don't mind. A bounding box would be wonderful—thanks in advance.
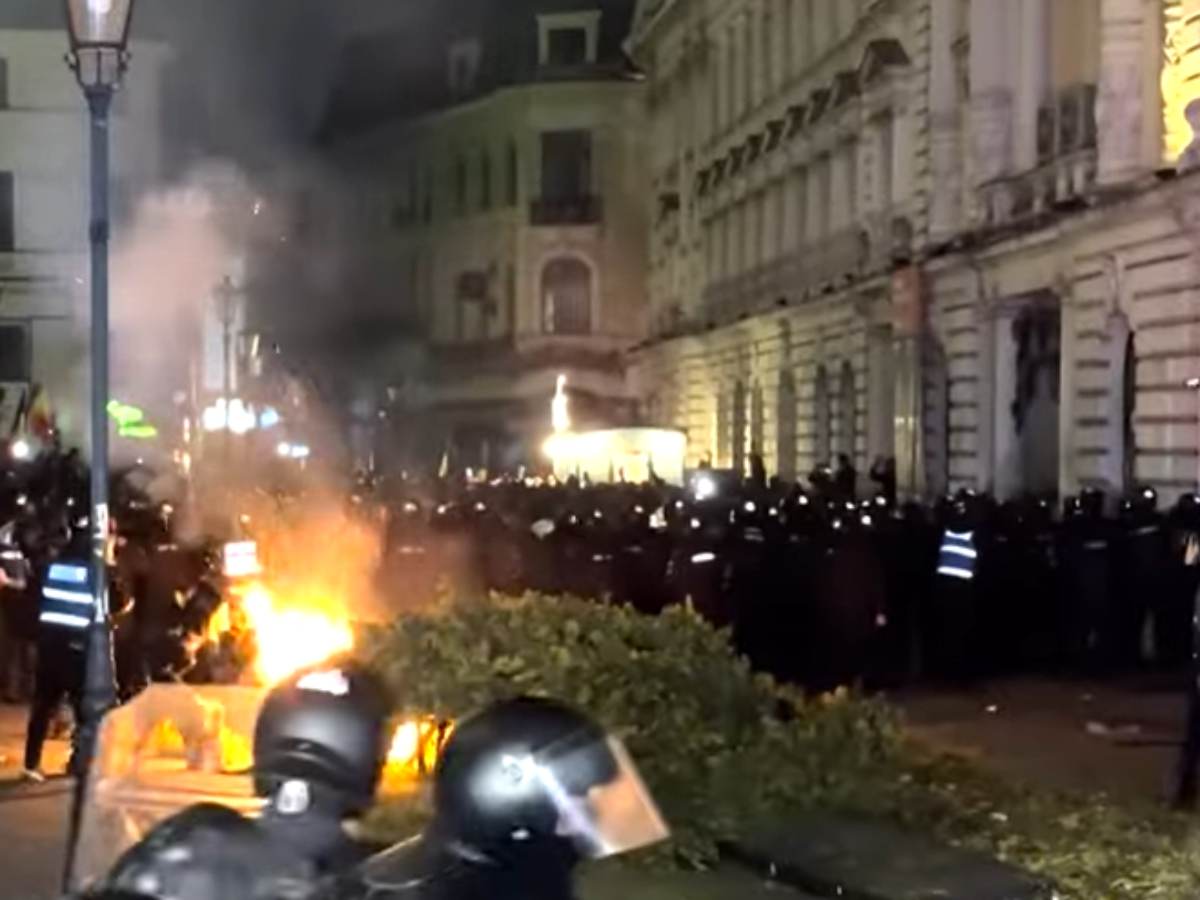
[693,475,717,501]
[203,398,258,434]
[551,374,571,433]
[691,552,716,564]
[276,442,311,460]
[222,541,261,578]
[227,399,256,435]
[10,439,31,461]
[1187,377,1200,390]
[259,407,281,429]
[88,0,113,14]
[297,669,350,696]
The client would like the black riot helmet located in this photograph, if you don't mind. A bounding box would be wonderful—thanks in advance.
[253,663,391,815]
[1079,487,1105,520]
[431,697,668,862]
[1132,485,1159,514]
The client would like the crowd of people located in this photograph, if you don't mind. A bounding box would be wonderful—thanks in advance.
[377,467,1200,693]
[2,445,1200,781]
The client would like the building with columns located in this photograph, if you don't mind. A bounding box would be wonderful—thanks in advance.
[628,0,1200,502]
[309,0,648,469]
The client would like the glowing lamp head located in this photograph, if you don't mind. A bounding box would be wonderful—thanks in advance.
[65,0,135,88]
[10,439,31,462]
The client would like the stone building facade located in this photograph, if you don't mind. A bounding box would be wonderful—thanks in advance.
[629,0,1200,502]
[0,26,168,449]
[315,0,648,468]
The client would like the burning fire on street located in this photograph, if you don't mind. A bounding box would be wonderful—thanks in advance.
[143,503,451,787]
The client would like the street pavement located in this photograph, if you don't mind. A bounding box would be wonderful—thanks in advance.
[0,703,74,900]
[0,680,1186,898]
[895,676,1186,804]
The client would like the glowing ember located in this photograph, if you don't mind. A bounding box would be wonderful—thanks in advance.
[239,583,355,685]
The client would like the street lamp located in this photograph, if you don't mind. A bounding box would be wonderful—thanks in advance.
[62,0,134,890]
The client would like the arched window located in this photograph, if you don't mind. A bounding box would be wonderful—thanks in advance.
[838,360,856,459]
[813,365,832,465]
[777,370,797,480]
[541,257,591,335]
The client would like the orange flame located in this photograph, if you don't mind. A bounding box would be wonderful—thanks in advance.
[238,582,355,685]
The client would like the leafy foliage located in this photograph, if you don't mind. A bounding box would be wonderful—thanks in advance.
[358,592,1200,898]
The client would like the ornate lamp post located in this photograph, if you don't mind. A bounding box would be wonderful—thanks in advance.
[62,0,135,889]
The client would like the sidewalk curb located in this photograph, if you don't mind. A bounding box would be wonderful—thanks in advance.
[724,815,1055,900]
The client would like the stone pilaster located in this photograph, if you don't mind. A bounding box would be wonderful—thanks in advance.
[1013,0,1049,173]
[1097,0,1150,185]
[928,0,962,243]
[968,0,1013,185]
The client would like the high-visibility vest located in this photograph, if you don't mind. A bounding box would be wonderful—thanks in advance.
[937,529,978,581]
[39,560,96,632]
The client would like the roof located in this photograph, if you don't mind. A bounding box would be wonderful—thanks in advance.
[319,0,639,140]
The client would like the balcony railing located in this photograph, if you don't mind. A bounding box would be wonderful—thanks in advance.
[700,216,914,322]
[530,195,603,226]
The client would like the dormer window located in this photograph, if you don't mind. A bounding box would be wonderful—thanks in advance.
[448,38,482,95]
[538,10,601,67]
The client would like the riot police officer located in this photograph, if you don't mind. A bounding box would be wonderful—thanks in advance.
[90,662,391,899]
[23,523,92,781]
[1118,486,1169,668]
[337,697,668,900]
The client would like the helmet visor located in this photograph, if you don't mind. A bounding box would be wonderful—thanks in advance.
[533,735,669,859]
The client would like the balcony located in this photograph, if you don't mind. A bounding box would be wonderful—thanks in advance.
[529,195,603,226]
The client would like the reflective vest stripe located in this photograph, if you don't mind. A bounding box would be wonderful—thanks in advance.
[40,558,96,631]
[42,586,94,605]
[39,611,90,630]
[942,545,978,559]
[938,530,977,580]
[937,565,974,580]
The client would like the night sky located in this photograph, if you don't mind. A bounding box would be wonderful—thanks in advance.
[0,1,421,165]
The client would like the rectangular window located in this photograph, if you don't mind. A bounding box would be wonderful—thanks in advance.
[480,149,492,210]
[454,156,467,215]
[0,59,8,109]
[540,130,592,202]
[0,172,13,252]
[422,167,434,223]
[506,142,519,205]
[547,27,587,66]
[0,324,28,381]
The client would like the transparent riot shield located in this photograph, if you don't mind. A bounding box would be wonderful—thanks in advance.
[74,683,269,888]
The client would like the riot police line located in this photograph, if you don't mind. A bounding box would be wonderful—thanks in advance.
[378,475,1200,692]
